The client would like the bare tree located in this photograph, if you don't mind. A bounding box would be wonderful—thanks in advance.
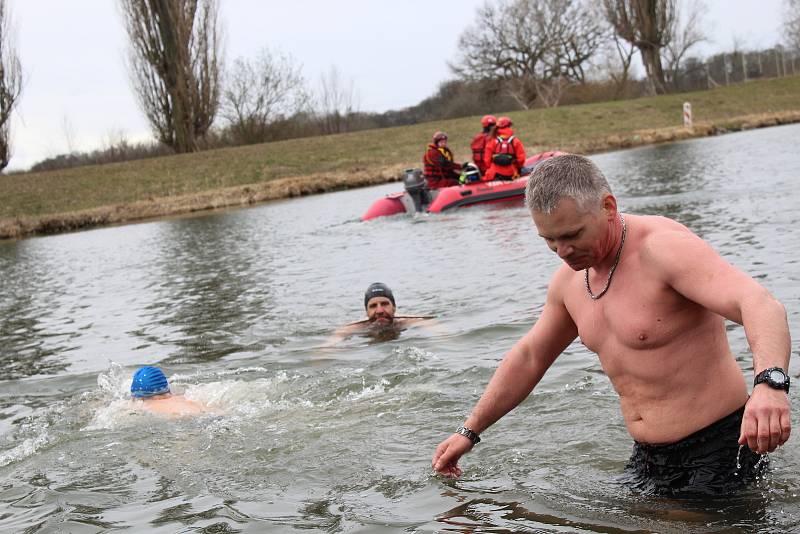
[609,34,637,96]
[221,48,308,144]
[786,0,800,50]
[533,76,572,107]
[730,35,747,83]
[315,66,359,134]
[61,116,78,155]
[451,0,606,108]
[119,0,222,153]
[0,0,21,171]
[662,0,706,90]
[592,34,637,99]
[592,0,637,100]
[603,0,675,95]
[545,2,609,83]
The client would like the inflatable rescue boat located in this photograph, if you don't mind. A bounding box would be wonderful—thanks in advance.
[361,151,566,221]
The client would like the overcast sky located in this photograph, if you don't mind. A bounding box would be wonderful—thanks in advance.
[7,0,788,171]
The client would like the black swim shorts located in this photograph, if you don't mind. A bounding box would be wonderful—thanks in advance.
[620,405,766,497]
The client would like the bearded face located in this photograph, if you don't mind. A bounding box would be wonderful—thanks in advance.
[366,296,396,326]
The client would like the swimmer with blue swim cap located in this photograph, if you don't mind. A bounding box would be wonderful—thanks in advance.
[130,366,209,415]
[131,366,170,398]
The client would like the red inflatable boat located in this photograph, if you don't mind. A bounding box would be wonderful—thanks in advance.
[362,151,566,221]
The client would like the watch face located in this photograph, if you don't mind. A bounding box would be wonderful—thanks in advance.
[768,369,787,385]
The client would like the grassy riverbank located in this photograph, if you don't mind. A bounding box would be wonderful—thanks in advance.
[2,75,800,240]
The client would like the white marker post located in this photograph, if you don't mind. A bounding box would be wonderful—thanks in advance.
[683,102,693,129]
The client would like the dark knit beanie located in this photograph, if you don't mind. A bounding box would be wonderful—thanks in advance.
[364,282,395,309]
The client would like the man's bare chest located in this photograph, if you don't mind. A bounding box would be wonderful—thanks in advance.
[564,269,692,354]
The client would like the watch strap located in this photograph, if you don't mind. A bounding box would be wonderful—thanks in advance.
[455,426,481,445]
[754,367,790,392]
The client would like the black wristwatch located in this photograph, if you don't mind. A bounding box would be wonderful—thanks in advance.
[455,426,481,445]
[754,367,790,393]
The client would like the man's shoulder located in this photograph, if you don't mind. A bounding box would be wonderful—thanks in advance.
[634,215,694,250]
[629,213,687,230]
[142,395,208,416]
[633,215,713,276]
[547,263,580,299]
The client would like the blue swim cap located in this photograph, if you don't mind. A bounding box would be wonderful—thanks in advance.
[130,366,170,398]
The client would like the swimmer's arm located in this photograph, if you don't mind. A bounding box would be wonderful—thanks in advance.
[418,318,447,335]
[322,330,346,348]
[396,316,447,335]
[320,320,368,349]
[646,229,790,453]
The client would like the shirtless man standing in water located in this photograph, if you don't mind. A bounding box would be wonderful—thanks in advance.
[432,154,791,496]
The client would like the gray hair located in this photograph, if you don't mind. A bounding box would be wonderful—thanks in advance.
[524,154,612,214]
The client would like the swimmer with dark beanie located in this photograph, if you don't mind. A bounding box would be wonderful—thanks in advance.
[364,282,398,327]
[323,283,439,346]
[130,366,211,416]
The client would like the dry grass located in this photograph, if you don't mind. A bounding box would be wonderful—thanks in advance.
[2,76,800,240]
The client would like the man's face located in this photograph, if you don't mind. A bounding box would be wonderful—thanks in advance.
[366,297,396,325]
[531,196,615,271]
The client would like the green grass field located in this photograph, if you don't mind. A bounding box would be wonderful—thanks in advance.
[1,75,799,222]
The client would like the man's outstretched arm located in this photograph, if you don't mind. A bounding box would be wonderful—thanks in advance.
[318,321,366,351]
[432,276,577,477]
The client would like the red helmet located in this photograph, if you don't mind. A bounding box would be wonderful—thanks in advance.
[497,116,512,128]
[481,115,497,127]
[432,131,448,143]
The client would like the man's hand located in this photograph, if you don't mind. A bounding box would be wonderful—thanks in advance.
[739,385,791,453]
[431,433,474,477]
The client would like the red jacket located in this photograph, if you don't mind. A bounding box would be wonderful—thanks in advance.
[423,144,461,189]
[470,132,490,174]
[483,127,526,181]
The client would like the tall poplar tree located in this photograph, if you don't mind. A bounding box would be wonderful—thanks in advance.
[120,0,221,153]
[603,0,675,94]
[0,0,22,171]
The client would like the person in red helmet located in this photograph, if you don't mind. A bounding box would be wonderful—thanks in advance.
[483,116,526,182]
[470,115,496,175]
[423,131,462,189]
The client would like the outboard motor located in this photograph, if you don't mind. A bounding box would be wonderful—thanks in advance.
[403,168,430,212]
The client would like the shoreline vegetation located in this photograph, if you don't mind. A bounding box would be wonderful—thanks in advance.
[2,76,799,241]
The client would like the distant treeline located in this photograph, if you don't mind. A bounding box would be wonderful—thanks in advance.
[28,44,798,174]
[7,0,800,174]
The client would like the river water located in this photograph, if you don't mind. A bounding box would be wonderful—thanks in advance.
[1,124,798,533]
